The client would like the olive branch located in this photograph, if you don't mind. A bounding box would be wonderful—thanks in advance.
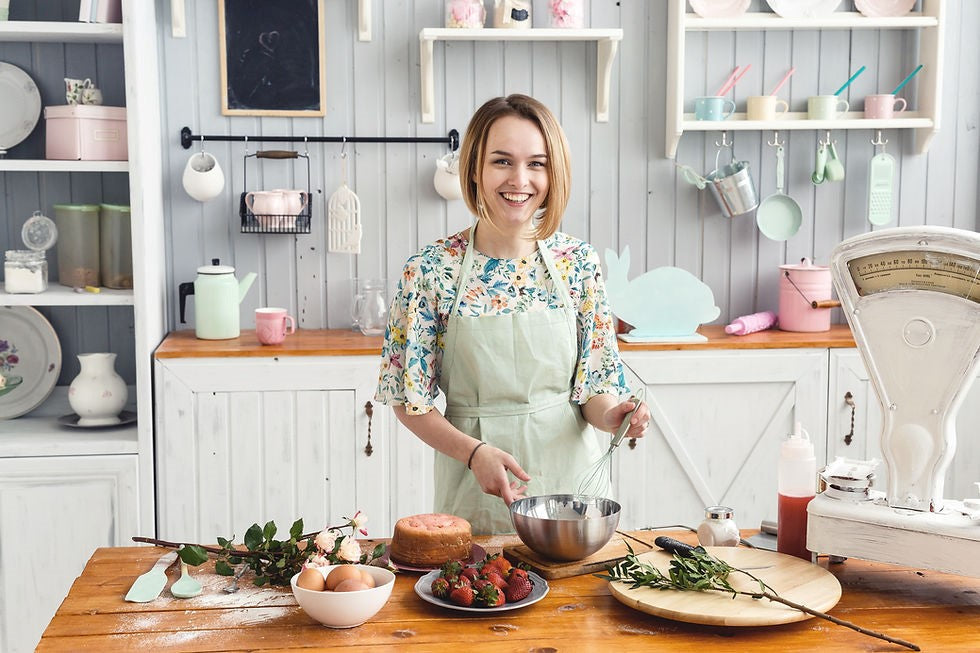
[597,544,919,651]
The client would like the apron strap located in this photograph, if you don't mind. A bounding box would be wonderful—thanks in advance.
[445,391,572,418]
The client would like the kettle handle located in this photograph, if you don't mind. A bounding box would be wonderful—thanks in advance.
[178,282,195,323]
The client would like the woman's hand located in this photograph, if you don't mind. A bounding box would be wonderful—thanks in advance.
[599,396,651,440]
[470,444,532,505]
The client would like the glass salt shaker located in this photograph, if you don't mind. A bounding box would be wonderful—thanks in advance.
[697,505,740,547]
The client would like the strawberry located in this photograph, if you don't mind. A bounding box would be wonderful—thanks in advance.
[508,567,529,581]
[475,583,505,608]
[440,560,463,579]
[471,578,491,592]
[448,582,474,607]
[480,553,513,577]
[430,576,451,599]
[504,574,533,602]
[483,570,507,590]
[460,566,480,582]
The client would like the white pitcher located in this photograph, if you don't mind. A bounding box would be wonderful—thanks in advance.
[68,352,128,426]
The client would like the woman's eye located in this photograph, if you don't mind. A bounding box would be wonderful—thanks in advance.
[529,161,546,168]
[493,158,511,166]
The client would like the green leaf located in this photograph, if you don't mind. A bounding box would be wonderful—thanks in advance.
[217,536,232,548]
[371,543,386,559]
[263,520,277,542]
[289,518,304,540]
[177,545,210,566]
[229,555,243,565]
[215,560,234,576]
[244,524,264,551]
[254,576,268,587]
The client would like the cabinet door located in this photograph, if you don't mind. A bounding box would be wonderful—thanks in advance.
[0,455,138,653]
[154,356,390,542]
[830,350,980,502]
[617,350,828,531]
[386,394,445,522]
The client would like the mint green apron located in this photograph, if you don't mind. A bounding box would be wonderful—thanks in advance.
[434,223,609,534]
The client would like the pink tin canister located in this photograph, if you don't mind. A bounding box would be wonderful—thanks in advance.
[778,258,840,332]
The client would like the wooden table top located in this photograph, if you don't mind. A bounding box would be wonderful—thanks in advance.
[38,532,979,652]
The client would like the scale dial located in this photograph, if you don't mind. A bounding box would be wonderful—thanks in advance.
[847,250,980,303]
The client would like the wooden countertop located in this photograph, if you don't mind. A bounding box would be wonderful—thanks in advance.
[155,325,855,359]
[38,533,978,652]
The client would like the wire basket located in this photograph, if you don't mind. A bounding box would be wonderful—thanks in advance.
[239,149,313,234]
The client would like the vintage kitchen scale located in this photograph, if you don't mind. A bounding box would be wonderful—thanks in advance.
[807,226,980,577]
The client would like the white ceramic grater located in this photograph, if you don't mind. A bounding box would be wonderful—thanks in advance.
[328,151,362,253]
[866,151,896,226]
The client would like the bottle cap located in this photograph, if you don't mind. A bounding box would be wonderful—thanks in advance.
[21,211,58,252]
[704,505,734,520]
[782,421,814,459]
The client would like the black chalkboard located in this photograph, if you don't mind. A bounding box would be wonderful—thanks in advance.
[219,0,326,116]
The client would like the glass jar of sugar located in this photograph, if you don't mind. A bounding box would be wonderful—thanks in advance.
[696,505,740,547]
[4,211,57,294]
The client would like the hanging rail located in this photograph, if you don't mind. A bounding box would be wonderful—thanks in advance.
[180,126,459,151]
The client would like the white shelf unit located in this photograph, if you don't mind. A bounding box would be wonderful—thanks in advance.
[419,28,623,123]
[0,20,122,42]
[666,1,945,158]
[0,160,129,172]
[1,286,134,306]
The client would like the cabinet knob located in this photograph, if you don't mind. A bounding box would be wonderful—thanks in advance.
[844,391,856,446]
[364,401,374,456]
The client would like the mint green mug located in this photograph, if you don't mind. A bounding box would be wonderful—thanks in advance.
[694,96,736,121]
[807,95,849,120]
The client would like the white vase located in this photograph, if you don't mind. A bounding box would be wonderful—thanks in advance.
[68,352,128,426]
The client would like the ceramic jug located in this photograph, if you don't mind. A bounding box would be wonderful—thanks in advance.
[178,258,257,340]
[182,151,225,202]
[352,279,389,336]
[68,352,128,426]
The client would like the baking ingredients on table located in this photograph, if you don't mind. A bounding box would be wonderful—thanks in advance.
[697,506,740,547]
[724,310,777,335]
[777,422,816,560]
[99,204,133,288]
[53,204,101,288]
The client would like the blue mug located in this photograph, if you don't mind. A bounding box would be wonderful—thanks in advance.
[694,96,736,121]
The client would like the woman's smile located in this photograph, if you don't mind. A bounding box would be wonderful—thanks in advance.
[481,115,549,231]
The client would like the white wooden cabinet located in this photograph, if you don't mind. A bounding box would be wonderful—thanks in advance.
[0,452,138,653]
[829,349,980,503]
[615,349,829,532]
[154,355,392,541]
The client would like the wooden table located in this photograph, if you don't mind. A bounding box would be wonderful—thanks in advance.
[39,532,978,652]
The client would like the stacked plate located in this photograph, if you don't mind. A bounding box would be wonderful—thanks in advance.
[854,0,916,18]
[766,0,842,19]
[688,0,750,19]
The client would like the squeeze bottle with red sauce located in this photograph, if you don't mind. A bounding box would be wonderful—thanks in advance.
[777,422,816,560]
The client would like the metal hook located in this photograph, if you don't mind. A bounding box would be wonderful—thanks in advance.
[714,131,732,148]
[340,136,348,159]
[768,131,783,147]
[303,135,309,157]
[199,134,205,153]
[243,134,248,156]
[871,129,888,147]
[819,130,834,147]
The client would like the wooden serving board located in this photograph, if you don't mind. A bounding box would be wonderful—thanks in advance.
[608,547,842,626]
[502,530,657,579]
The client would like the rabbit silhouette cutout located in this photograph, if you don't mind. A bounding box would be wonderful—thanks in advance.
[604,247,720,342]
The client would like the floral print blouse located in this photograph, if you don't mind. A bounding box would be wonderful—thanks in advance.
[374,229,629,414]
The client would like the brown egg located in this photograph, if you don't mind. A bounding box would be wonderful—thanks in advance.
[333,578,370,592]
[325,565,363,591]
[358,569,376,588]
[296,567,326,592]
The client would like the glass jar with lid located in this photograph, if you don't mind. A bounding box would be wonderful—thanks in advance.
[4,211,58,294]
[446,0,485,28]
[53,204,101,288]
[99,204,133,289]
[696,505,740,547]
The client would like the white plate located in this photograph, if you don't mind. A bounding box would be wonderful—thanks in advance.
[0,306,61,419]
[854,0,916,18]
[0,62,42,153]
[766,0,842,19]
[58,410,137,428]
[414,569,549,613]
[688,0,751,19]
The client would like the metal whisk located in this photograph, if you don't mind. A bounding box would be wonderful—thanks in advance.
[575,387,646,499]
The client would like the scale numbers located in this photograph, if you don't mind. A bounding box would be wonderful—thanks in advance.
[847,250,980,303]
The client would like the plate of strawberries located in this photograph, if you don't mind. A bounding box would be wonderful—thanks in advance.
[414,554,549,612]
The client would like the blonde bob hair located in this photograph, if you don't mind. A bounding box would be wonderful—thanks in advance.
[458,94,571,241]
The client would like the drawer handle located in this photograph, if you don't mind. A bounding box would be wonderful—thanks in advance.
[364,401,374,456]
[844,391,856,446]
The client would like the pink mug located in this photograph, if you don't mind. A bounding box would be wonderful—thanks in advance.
[255,307,295,345]
[864,94,907,119]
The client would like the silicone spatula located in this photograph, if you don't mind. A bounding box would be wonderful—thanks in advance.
[124,551,178,602]
[867,151,896,226]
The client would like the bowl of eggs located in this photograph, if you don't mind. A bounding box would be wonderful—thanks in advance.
[291,564,395,628]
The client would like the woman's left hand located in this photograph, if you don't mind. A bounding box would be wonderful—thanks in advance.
[601,396,650,440]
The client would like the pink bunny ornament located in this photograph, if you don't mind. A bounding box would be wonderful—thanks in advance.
[604,246,720,342]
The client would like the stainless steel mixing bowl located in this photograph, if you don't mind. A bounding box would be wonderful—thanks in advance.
[509,494,621,561]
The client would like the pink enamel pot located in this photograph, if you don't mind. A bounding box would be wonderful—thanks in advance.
[778,258,841,332]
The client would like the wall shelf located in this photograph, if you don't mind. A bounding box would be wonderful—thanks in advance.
[419,28,623,124]
[0,160,129,172]
[0,21,122,43]
[0,287,134,306]
[666,0,945,158]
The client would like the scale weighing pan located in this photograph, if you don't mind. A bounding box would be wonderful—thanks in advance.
[808,226,980,577]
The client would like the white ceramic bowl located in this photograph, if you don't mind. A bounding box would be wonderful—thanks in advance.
[290,564,395,628]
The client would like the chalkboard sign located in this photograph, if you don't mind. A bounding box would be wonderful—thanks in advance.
[218,0,326,116]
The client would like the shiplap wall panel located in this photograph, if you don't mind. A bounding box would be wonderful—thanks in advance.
[152,1,978,334]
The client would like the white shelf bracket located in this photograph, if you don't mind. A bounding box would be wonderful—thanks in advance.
[420,35,434,123]
[358,0,371,42]
[596,37,619,123]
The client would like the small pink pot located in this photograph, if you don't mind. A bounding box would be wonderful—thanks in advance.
[778,258,840,332]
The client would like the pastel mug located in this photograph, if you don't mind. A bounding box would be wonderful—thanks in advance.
[746,95,789,121]
[81,87,103,105]
[64,77,94,104]
[807,95,849,120]
[271,189,308,217]
[694,96,736,121]
[245,190,287,216]
[864,94,907,119]
[255,307,296,345]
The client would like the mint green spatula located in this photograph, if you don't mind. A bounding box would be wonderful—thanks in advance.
[124,551,178,602]
[867,151,896,226]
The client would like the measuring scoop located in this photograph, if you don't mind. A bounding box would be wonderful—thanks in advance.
[171,561,203,599]
[756,145,803,241]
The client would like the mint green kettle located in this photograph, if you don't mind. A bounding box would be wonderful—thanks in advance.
[178,259,257,340]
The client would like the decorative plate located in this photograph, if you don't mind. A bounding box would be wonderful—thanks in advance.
[0,62,42,153]
[390,543,487,573]
[0,306,61,419]
[765,0,842,19]
[854,0,916,18]
[414,569,549,613]
[688,0,751,19]
[58,410,138,428]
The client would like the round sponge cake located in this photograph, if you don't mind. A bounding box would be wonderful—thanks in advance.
[389,513,472,567]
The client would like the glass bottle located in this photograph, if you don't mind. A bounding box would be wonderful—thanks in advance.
[53,204,101,288]
[446,0,485,28]
[352,279,389,336]
[697,506,740,547]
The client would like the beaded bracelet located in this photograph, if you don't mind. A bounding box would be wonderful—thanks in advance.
[466,441,486,469]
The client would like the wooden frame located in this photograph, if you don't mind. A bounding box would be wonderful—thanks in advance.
[218,0,326,117]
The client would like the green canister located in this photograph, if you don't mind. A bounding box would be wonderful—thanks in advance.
[53,204,100,288]
[100,204,132,289]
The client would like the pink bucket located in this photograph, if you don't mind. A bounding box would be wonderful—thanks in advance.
[778,258,840,332]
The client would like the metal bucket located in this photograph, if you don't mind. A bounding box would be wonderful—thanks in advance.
[706,159,759,218]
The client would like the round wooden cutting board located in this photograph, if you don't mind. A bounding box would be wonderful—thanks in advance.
[608,546,842,626]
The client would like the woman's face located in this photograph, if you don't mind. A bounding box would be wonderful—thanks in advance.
[479,115,549,231]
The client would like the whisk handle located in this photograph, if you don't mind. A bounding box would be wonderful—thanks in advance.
[610,388,646,449]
